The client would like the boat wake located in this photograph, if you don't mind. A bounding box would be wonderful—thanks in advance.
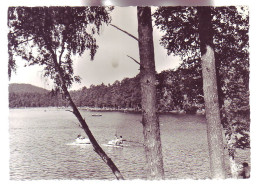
[66,142,92,146]
[102,143,128,148]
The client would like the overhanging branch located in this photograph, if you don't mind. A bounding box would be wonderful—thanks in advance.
[126,55,140,65]
[126,55,142,70]
[110,24,139,42]
[16,37,37,45]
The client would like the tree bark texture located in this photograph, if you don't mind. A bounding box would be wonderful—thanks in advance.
[44,38,124,180]
[137,6,165,180]
[197,7,226,179]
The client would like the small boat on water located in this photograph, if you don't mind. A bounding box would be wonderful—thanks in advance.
[104,139,124,147]
[75,135,91,144]
[92,114,102,117]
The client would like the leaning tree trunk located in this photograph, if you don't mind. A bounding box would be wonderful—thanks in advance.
[57,64,124,180]
[44,37,124,180]
[197,7,226,179]
[137,6,164,180]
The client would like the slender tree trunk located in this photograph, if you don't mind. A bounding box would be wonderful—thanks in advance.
[197,7,226,179]
[137,6,164,180]
[63,89,124,180]
[44,39,124,180]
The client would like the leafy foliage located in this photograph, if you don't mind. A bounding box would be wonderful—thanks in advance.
[154,7,200,66]
[212,7,250,149]
[9,92,65,108]
[72,76,142,109]
[8,7,113,90]
[157,67,203,113]
[9,70,204,114]
[154,6,250,149]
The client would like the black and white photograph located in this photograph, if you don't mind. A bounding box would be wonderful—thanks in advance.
[1,0,259,185]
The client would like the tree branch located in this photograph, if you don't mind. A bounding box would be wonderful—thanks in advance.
[16,37,37,45]
[126,55,143,70]
[110,24,139,42]
[58,31,68,66]
[58,42,65,66]
[126,55,140,65]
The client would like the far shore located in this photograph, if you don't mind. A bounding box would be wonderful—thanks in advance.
[9,106,206,115]
[79,106,205,115]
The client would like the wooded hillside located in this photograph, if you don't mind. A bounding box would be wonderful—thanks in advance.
[9,68,204,113]
[9,83,48,94]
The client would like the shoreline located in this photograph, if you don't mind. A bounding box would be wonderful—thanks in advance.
[78,106,205,115]
[9,106,206,115]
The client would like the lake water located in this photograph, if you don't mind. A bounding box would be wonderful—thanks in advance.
[9,108,250,180]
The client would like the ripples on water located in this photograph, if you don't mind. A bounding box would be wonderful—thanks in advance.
[9,108,250,180]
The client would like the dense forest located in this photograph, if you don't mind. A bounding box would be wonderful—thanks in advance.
[9,83,67,107]
[9,65,204,114]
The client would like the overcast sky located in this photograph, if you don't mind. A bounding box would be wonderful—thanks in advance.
[9,7,181,90]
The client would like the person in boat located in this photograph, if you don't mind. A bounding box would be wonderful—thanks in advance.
[238,162,250,179]
[77,134,85,139]
[116,136,123,145]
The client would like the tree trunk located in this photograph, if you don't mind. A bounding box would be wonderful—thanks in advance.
[44,39,124,180]
[64,90,125,180]
[197,7,226,179]
[137,6,164,180]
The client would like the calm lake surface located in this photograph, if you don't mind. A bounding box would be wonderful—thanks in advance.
[9,108,250,180]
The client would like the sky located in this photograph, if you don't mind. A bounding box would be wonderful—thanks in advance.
[8,7,181,91]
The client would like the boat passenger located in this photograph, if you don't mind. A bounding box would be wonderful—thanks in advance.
[239,162,250,179]
[118,136,123,145]
[77,134,85,139]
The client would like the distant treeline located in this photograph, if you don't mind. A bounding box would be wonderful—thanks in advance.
[9,92,66,108]
[9,67,204,114]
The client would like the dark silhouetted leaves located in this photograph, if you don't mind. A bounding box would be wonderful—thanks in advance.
[154,6,249,149]
[8,6,113,90]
